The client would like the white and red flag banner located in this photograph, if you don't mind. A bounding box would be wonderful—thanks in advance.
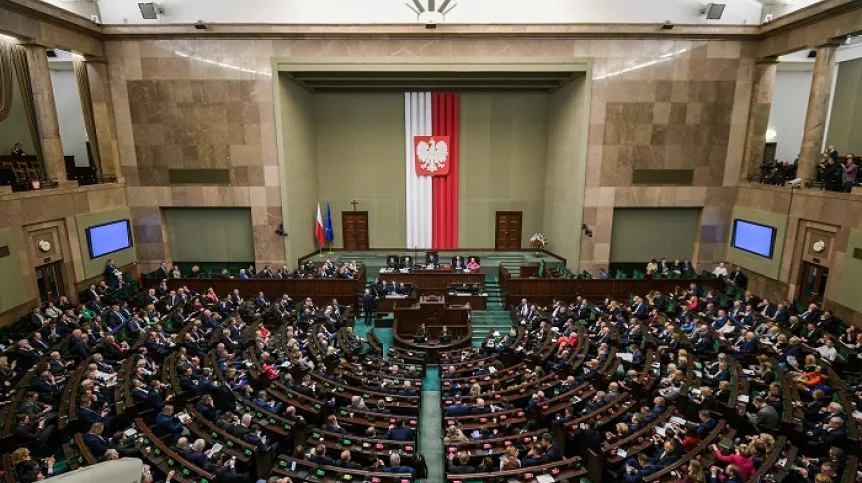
[404,92,460,249]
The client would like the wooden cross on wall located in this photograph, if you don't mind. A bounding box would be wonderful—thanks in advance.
[350,200,359,211]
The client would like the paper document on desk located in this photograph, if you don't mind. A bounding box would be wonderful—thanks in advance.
[742,369,755,376]
[617,353,634,362]
[655,426,666,436]
[670,416,688,426]
[536,475,555,483]
[737,395,750,403]
[206,443,223,457]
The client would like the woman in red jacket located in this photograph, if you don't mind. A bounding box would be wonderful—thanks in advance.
[712,443,755,481]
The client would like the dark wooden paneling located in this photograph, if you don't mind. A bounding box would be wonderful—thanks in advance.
[378,269,484,291]
[143,266,366,307]
[500,275,721,308]
[632,169,694,185]
[168,168,231,184]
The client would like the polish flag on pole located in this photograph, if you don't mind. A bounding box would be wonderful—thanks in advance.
[315,203,326,246]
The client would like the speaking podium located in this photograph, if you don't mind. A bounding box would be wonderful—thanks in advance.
[392,295,471,363]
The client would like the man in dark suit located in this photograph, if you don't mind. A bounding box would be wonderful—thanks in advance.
[83,422,110,457]
[453,256,466,270]
[104,259,120,283]
[155,262,170,281]
[728,266,747,289]
[184,439,212,470]
[154,405,185,443]
[384,419,415,441]
[772,303,791,325]
[444,395,470,417]
[631,297,647,320]
[804,416,847,456]
[447,452,477,474]
[798,303,822,324]
[309,444,336,466]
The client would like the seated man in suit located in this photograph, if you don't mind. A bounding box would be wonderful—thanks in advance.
[413,323,428,344]
[322,414,348,434]
[384,453,415,474]
[439,326,452,344]
[184,439,212,470]
[305,444,334,466]
[402,256,414,270]
[154,404,186,443]
[444,395,470,417]
[452,256,466,270]
[83,422,110,457]
[697,409,717,438]
[746,396,779,431]
[384,419,415,441]
[425,253,439,268]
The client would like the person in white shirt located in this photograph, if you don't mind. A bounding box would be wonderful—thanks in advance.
[815,338,838,363]
[712,262,728,279]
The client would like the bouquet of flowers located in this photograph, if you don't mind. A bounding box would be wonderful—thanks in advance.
[530,233,548,249]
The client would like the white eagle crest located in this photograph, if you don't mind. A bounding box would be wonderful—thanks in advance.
[417,138,449,173]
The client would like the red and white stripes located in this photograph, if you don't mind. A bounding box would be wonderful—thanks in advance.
[404,92,460,249]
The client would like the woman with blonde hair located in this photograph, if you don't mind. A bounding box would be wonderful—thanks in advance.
[469,383,482,398]
[500,445,521,470]
[678,459,705,483]
[444,425,469,444]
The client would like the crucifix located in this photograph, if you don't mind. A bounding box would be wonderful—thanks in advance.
[350,200,359,211]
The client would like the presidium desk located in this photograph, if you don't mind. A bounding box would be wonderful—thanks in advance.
[392,296,472,364]
[375,267,485,294]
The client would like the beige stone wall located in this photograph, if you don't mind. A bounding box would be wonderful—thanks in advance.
[106,40,283,271]
[735,184,862,328]
[103,38,755,272]
[0,185,132,325]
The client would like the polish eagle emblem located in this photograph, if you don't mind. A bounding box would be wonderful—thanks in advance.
[415,136,450,176]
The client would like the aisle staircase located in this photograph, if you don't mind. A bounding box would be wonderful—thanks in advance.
[470,278,513,346]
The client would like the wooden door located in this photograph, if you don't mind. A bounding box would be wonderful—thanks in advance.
[495,211,522,250]
[797,262,829,305]
[34,261,66,303]
[342,211,370,250]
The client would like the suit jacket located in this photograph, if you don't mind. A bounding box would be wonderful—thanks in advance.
[84,432,110,456]
[444,403,470,417]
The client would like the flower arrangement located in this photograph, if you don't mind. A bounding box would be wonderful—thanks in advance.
[530,233,548,249]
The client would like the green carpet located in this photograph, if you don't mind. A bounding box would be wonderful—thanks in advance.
[419,387,443,482]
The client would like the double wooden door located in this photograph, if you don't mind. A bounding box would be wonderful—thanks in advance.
[342,211,369,250]
[495,211,522,250]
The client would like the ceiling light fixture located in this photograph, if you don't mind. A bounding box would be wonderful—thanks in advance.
[703,3,726,20]
[138,2,161,20]
[194,20,208,30]
[406,0,458,26]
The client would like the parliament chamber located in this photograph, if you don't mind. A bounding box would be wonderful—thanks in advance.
[1,0,862,482]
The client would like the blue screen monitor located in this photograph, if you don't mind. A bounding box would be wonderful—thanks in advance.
[731,219,776,259]
[86,219,133,259]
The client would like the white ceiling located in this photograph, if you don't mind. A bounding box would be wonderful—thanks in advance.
[43,0,824,26]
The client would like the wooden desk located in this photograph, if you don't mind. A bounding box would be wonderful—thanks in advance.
[376,292,419,314]
[446,292,488,310]
[378,268,485,293]
[499,266,722,307]
[143,265,366,308]
[393,297,472,363]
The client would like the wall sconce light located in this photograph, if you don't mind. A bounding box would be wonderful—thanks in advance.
[765,129,777,141]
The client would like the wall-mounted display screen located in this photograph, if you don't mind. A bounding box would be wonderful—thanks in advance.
[86,219,133,259]
[731,219,777,259]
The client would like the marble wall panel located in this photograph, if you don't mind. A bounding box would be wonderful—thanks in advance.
[106,37,755,269]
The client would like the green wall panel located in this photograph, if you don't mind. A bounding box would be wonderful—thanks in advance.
[837,228,862,313]
[278,76,319,264]
[543,77,589,265]
[76,207,138,280]
[458,93,550,248]
[611,208,701,263]
[164,208,254,262]
[724,206,787,280]
[314,93,406,248]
